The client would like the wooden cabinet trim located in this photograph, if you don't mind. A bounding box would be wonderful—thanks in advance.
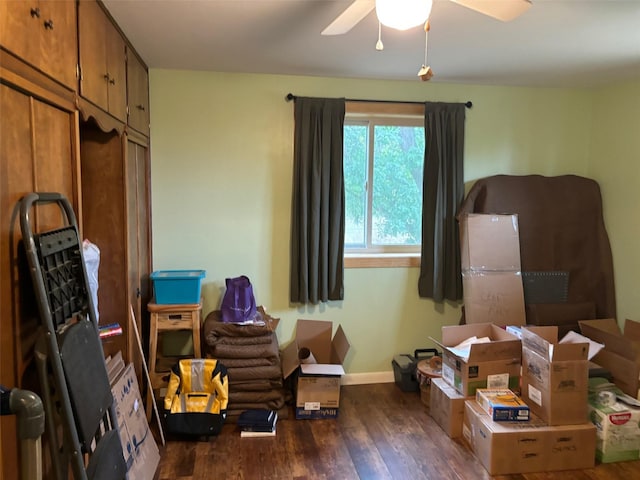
[77,97,126,135]
[1,50,76,110]
[125,127,149,147]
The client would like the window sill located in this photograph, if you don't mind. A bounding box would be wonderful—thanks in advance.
[344,254,421,269]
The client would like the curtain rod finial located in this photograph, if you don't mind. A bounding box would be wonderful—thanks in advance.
[465,101,472,109]
[286,93,295,102]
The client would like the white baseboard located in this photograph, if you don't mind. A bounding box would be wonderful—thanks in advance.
[342,371,394,386]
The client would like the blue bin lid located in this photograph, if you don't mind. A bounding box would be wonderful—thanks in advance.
[151,270,206,280]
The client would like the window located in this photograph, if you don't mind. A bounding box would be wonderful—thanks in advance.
[343,102,425,266]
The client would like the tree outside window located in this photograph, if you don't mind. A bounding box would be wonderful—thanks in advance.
[344,115,424,253]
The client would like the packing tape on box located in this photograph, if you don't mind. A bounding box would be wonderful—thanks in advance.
[596,390,617,407]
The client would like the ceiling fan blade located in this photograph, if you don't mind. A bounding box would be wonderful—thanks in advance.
[321,0,375,36]
[450,0,532,22]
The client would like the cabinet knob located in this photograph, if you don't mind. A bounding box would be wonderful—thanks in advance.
[103,74,110,82]
[136,105,146,111]
[43,19,54,30]
[30,7,40,18]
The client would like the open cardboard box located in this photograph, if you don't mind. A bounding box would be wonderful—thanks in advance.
[431,323,522,396]
[520,326,589,425]
[282,319,351,419]
[579,318,640,397]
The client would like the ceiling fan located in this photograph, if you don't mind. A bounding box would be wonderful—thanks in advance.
[321,0,532,36]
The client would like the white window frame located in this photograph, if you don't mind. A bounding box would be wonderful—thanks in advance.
[343,102,425,268]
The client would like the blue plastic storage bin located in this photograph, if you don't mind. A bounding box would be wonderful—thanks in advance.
[151,270,205,304]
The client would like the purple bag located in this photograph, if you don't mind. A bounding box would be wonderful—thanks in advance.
[221,276,257,323]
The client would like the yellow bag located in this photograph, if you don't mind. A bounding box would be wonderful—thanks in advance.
[164,358,228,436]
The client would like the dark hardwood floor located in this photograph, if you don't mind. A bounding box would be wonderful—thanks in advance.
[156,383,640,480]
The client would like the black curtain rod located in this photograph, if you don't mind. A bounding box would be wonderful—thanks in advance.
[285,93,472,109]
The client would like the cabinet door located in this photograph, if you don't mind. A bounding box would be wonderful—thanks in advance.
[78,0,109,111]
[0,0,77,89]
[126,138,152,370]
[106,18,127,121]
[0,1,41,70]
[126,51,150,136]
[0,83,78,480]
[78,0,126,120]
[37,0,77,89]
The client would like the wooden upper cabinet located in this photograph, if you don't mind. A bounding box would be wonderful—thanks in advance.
[127,50,150,136]
[0,0,77,89]
[78,0,127,121]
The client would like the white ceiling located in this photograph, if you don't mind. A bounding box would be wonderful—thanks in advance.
[102,0,640,88]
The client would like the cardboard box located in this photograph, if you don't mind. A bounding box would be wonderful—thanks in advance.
[430,377,469,438]
[462,271,526,326]
[294,372,342,419]
[476,388,530,421]
[588,397,640,463]
[282,319,351,419]
[464,399,596,475]
[432,323,522,396]
[520,326,589,425]
[110,362,160,480]
[579,318,640,397]
[460,213,521,271]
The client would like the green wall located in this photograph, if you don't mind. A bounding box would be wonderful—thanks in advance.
[149,70,638,379]
[589,80,640,323]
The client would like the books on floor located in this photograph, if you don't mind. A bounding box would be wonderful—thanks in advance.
[240,429,276,438]
[237,409,277,437]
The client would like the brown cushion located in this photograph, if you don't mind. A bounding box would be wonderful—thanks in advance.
[525,301,597,339]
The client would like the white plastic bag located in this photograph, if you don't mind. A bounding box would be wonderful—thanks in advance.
[82,239,100,323]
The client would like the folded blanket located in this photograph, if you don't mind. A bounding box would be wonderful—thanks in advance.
[229,389,286,404]
[214,357,275,369]
[211,334,273,346]
[229,379,283,392]
[210,334,280,359]
[203,307,279,346]
[226,365,282,382]
[226,398,286,412]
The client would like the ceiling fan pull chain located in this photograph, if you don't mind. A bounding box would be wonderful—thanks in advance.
[376,21,384,51]
[418,20,434,81]
[424,20,430,65]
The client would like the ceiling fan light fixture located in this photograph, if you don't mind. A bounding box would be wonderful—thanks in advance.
[375,0,433,31]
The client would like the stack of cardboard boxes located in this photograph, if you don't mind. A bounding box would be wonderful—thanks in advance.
[459,213,526,326]
[428,213,599,475]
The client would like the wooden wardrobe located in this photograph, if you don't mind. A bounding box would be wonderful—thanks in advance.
[0,1,151,477]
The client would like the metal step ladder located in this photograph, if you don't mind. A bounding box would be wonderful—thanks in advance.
[19,192,126,480]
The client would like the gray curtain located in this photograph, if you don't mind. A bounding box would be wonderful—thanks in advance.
[419,102,466,301]
[290,97,346,304]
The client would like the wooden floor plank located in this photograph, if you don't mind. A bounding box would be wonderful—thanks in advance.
[156,383,640,480]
